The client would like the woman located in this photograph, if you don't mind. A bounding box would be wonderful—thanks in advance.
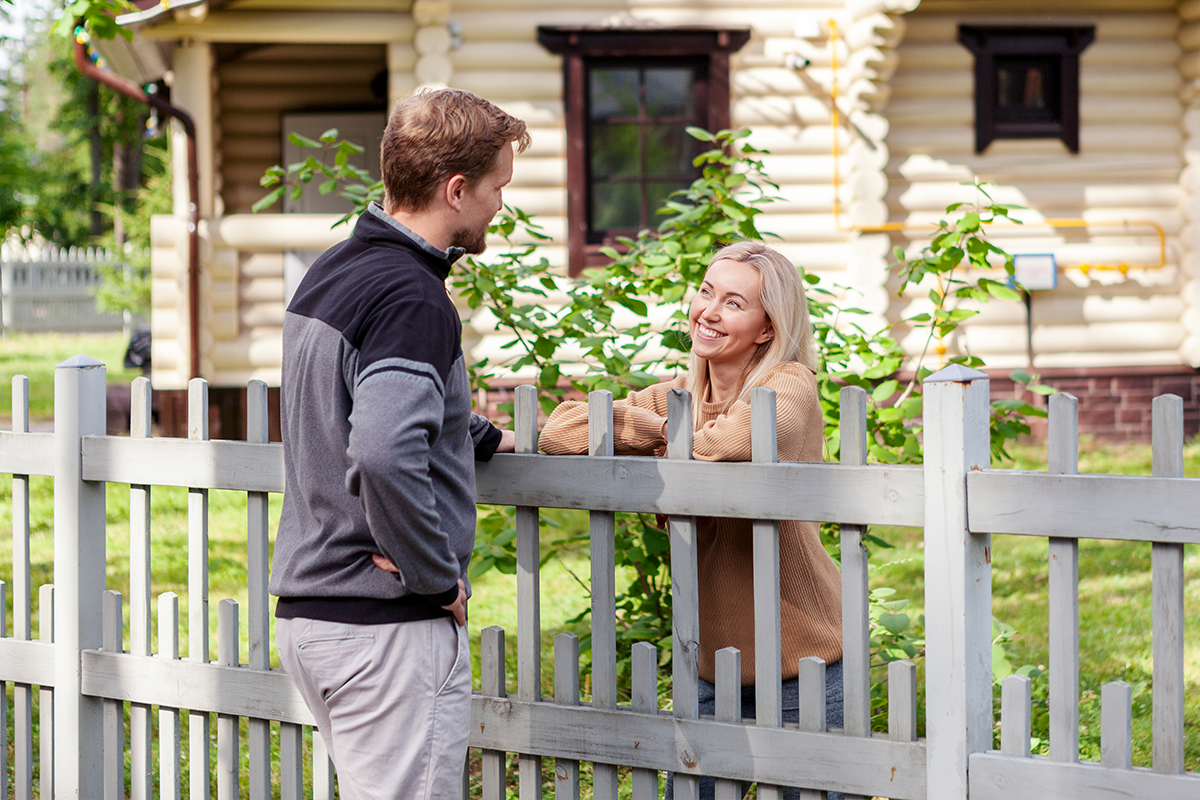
[540,241,843,799]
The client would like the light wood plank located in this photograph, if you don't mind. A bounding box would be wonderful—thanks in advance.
[515,385,543,800]
[588,389,618,800]
[159,593,181,800]
[478,456,924,526]
[0,632,54,683]
[102,591,124,800]
[967,471,1200,544]
[245,381,272,800]
[888,661,917,743]
[922,368,993,800]
[668,388,700,795]
[1000,675,1031,758]
[630,642,658,800]
[481,626,506,800]
[1151,395,1186,775]
[839,386,871,750]
[81,436,285,492]
[187,379,211,800]
[969,752,1200,800]
[313,735,336,800]
[128,378,154,800]
[81,650,316,724]
[798,657,826,800]
[468,696,927,798]
[280,724,304,800]
[750,388,783,800]
[11,379,31,800]
[216,600,240,800]
[714,648,742,800]
[1048,392,1080,764]
[554,633,581,800]
[0,431,54,476]
[1100,681,1132,770]
[39,584,53,800]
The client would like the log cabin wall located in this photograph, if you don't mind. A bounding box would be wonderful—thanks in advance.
[885,1,1187,373]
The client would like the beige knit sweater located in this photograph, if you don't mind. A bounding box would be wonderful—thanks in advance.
[539,361,843,684]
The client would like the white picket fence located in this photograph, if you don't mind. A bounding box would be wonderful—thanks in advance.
[0,244,127,334]
[0,357,1195,799]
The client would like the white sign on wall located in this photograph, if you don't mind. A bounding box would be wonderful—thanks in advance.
[1012,253,1058,291]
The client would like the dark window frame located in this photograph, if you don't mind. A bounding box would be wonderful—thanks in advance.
[538,26,751,275]
[958,25,1094,154]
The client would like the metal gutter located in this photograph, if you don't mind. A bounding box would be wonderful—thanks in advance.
[73,24,202,380]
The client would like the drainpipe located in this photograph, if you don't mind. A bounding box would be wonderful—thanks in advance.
[73,25,202,380]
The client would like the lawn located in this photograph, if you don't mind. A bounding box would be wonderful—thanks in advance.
[0,332,1196,796]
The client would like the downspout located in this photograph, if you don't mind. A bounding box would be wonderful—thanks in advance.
[73,25,202,381]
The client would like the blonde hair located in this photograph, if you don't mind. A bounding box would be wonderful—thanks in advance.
[381,88,531,213]
[685,241,818,422]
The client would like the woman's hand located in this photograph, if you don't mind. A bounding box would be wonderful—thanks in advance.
[496,429,516,453]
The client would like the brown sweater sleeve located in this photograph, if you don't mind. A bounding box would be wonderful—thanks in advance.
[691,365,820,463]
[539,379,680,456]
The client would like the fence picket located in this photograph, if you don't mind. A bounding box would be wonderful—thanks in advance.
[187,379,212,800]
[159,592,181,800]
[667,388,700,800]
[631,642,658,798]
[1100,681,1133,770]
[129,377,154,800]
[0,581,5,800]
[588,391,618,800]
[1000,675,1031,757]
[281,723,304,800]
[246,380,272,800]
[750,387,783,800]
[554,633,581,800]
[1048,393,1080,763]
[103,590,124,800]
[888,661,916,742]
[313,734,336,800]
[515,385,544,800]
[481,625,507,799]
[798,657,827,800]
[714,648,742,800]
[216,600,239,800]
[39,584,54,800]
[1150,395,1185,774]
[11,376,32,800]
[838,386,871,800]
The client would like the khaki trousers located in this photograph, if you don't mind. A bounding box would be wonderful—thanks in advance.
[277,615,471,800]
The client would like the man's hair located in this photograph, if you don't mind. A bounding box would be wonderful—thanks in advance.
[381,88,531,214]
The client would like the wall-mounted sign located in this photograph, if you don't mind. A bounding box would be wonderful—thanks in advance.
[1012,253,1058,291]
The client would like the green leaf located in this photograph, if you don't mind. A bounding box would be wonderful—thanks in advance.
[288,132,323,149]
[985,282,1021,302]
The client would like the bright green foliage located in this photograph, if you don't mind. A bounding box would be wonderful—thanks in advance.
[50,0,135,41]
[255,129,382,221]
[260,126,1047,712]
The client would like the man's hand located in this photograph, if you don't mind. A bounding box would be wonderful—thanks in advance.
[372,554,467,626]
[496,428,516,453]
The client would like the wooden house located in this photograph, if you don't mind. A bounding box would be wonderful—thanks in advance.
[103,0,1200,439]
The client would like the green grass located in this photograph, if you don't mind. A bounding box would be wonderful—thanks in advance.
[0,331,139,421]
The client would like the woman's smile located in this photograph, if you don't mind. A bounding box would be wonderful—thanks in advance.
[688,258,774,375]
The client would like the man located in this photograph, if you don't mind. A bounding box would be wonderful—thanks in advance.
[269,88,528,799]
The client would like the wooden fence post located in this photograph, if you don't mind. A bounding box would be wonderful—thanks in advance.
[53,354,107,800]
[922,364,991,800]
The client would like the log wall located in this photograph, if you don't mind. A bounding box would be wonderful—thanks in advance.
[886,6,1187,370]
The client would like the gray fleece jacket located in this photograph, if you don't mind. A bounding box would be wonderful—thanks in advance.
[269,203,501,623]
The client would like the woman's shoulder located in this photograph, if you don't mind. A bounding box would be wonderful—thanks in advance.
[756,360,817,386]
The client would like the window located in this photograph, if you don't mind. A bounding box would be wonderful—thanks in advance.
[538,27,750,275]
[958,26,1094,154]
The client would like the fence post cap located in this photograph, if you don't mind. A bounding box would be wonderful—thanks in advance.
[56,354,105,370]
[923,364,988,384]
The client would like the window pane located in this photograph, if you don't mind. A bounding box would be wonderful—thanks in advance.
[590,69,640,119]
[590,122,641,177]
[645,68,693,117]
[644,124,693,177]
[647,180,690,217]
[592,182,641,232]
[994,56,1059,122]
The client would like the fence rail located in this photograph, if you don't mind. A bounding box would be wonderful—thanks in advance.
[0,244,127,334]
[0,359,1194,799]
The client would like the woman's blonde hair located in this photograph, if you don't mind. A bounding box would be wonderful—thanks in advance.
[685,241,818,420]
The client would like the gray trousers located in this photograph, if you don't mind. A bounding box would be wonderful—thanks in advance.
[277,615,471,800]
[666,660,845,800]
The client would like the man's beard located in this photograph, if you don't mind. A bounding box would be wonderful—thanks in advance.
[450,223,489,255]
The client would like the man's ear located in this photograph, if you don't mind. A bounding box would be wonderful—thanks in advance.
[445,174,469,211]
